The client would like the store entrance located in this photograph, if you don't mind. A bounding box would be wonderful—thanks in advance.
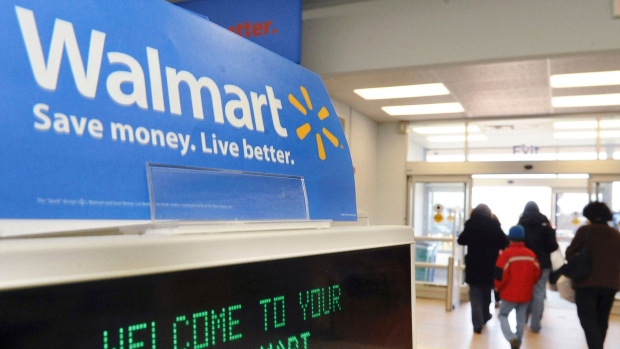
[408,176,470,310]
[409,173,590,305]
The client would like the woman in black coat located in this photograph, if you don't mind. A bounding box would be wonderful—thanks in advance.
[518,201,558,333]
[458,203,509,333]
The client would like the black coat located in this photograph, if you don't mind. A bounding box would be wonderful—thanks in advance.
[457,215,509,285]
[518,212,558,269]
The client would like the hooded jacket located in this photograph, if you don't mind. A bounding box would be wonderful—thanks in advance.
[458,213,509,285]
[518,202,558,269]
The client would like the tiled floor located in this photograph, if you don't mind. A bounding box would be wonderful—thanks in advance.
[416,291,620,349]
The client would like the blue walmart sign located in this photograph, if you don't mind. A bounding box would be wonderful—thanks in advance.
[0,0,356,221]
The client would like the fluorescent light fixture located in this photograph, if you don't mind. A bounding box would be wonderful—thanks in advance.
[383,102,464,116]
[427,134,488,143]
[354,83,449,100]
[553,119,620,130]
[557,174,590,179]
[412,125,481,134]
[600,119,620,128]
[552,94,620,108]
[474,173,589,179]
[550,71,620,88]
[426,155,466,162]
[472,174,558,179]
[468,153,559,162]
[556,152,599,161]
[554,130,620,139]
[553,131,598,139]
[600,130,620,138]
[552,120,598,130]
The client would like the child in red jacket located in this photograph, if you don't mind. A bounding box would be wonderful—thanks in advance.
[494,225,541,349]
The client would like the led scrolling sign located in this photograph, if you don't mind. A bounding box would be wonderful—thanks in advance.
[0,245,412,349]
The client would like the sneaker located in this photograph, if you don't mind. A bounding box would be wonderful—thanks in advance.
[509,338,520,349]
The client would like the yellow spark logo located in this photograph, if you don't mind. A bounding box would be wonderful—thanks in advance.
[288,86,339,160]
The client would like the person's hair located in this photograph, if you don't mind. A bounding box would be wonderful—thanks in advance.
[582,201,613,223]
[471,204,492,218]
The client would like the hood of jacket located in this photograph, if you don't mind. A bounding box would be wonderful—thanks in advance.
[518,211,548,226]
[464,214,498,230]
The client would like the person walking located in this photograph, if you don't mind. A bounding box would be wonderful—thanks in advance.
[566,201,620,349]
[517,201,558,333]
[495,225,541,349]
[458,203,509,333]
[492,214,503,308]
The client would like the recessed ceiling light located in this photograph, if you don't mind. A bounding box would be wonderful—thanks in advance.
[412,125,481,134]
[552,120,598,129]
[553,131,598,139]
[354,83,449,100]
[553,119,620,129]
[552,94,620,108]
[472,174,558,179]
[382,102,464,116]
[600,130,620,138]
[468,153,560,162]
[556,174,590,179]
[427,134,488,143]
[426,155,466,162]
[472,173,589,179]
[600,119,620,128]
[550,71,620,88]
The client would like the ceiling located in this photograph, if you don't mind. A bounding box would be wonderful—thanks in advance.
[300,1,620,126]
[320,52,620,124]
[170,0,620,132]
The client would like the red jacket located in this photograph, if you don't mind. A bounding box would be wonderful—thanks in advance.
[494,242,541,303]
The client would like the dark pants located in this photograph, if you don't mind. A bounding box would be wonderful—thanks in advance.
[469,283,493,330]
[575,287,617,349]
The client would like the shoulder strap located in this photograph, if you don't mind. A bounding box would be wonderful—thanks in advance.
[582,226,590,253]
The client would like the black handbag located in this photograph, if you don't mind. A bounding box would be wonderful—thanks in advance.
[562,228,591,281]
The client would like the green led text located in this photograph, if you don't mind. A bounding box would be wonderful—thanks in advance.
[259,295,286,331]
[298,285,341,321]
[259,331,311,349]
[102,304,242,349]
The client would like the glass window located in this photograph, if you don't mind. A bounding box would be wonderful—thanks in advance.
[555,191,589,254]
[600,117,620,160]
[471,186,552,233]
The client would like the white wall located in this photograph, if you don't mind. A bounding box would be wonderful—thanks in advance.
[332,99,379,220]
[332,97,409,225]
[375,122,408,225]
[407,140,425,162]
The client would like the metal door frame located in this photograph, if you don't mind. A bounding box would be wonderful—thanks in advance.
[407,175,472,310]
[588,174,620,203]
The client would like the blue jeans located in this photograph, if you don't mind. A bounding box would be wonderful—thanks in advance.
[469,284,493,330]
[499,300,530,342]
[528,268,550,332]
